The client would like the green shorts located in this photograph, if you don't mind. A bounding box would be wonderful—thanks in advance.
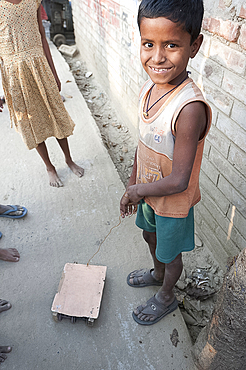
[135,200,195,264]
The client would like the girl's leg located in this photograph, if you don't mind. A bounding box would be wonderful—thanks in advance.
[56,138,84,177]
[36,142,63,187]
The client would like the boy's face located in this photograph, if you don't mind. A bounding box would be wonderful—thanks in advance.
[140,17,202,88]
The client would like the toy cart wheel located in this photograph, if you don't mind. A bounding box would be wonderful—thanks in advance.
[53,33,67,47]
[57,313,63,321]
[52,312,58,322]
[70,316,76,323]
[87,318,94,327]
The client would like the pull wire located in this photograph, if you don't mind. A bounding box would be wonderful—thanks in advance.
[86,212,135,266]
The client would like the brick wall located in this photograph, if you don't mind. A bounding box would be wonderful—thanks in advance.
[71,0,142,141]
[190,0,246,266]
[71,0,246,268]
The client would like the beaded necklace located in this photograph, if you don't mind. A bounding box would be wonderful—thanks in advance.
[143,74,189,118]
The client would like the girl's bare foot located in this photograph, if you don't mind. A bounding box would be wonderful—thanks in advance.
[0,248,20,262]
[66,161,84,177]
[47,169,63,187]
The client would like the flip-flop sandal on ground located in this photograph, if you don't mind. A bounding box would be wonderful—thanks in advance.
[0,300,12,313]
[127,268,163,287]
[132,295,178,325]
[0,346,12,355]
[0,205,27,219]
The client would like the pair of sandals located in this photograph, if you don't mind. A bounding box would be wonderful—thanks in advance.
[127,268,178,325]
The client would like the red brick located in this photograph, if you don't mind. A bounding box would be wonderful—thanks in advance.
[209,18,221,34]
[202,17,210,31]
[239,5,246,19]
[219,20,240,42]
[218,0,226,9]
[239,24,246,50]
[202,17,239,43]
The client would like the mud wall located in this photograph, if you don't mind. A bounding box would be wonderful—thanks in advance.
[71,0,246,268]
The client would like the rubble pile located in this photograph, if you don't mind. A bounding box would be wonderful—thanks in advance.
[175,236,224,342]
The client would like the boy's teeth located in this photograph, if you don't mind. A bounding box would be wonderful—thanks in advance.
[152,67,168,72]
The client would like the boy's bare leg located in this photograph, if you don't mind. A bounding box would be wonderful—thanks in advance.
[36,142,63,187]
[128,230,165,284]
[134,254,183,322]
[155,253,183,305]
[0,346,12,364]
[56,138,84,177]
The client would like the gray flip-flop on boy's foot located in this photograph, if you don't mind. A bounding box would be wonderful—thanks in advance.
[0,300,12,313]
[127,268,163,287]
[132,295,178,325]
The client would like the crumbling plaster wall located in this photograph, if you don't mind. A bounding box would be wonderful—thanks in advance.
[71,0,246,268]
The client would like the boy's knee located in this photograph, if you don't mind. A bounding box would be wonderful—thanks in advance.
[168,253,183,266]
[143,230,156,245]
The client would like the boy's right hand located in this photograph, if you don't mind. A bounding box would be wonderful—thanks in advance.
[120,191,138,218]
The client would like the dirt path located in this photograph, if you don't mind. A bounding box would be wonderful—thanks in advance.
[63,54,136,187]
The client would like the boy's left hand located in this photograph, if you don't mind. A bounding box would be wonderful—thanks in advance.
[120,185,142,217]
[126,184,143,204]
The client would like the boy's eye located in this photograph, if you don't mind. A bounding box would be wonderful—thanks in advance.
[143,42,153,48]
[166,43,177,49]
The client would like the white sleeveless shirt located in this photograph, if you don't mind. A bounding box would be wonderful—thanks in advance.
[136,78,212,218]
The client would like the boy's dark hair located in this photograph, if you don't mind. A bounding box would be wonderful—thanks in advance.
[137,0,204,44]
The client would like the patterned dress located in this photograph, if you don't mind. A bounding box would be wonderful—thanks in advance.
[0,0,75,150]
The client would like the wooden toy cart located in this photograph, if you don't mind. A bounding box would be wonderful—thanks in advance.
[51,263,107,326]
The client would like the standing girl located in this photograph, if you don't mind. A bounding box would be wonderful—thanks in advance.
[0,0,84,187]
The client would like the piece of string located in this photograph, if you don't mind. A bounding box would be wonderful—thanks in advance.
[86,211,136,266]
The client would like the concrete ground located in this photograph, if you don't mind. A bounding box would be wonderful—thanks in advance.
[0,42,196,370]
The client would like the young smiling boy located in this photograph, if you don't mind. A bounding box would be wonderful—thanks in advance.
[120,0,212,325]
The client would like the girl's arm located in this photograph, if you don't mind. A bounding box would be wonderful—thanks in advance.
[126,101,207,203]
[37,6,61,91]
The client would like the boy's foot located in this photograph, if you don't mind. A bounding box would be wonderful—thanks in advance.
[66,161,84,178]
[127,268,163,287]
[0,300,11,313]
[0,346,12,364]
[47,169,63,187]
[0,205,27,218]
[132,295,178,325]
[0,248,20,262]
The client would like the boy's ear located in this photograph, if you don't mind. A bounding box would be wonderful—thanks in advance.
[190,34,203,59]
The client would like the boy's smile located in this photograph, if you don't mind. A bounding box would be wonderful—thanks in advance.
[140,17,202,90]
